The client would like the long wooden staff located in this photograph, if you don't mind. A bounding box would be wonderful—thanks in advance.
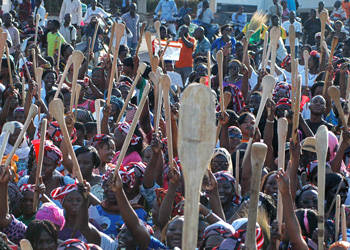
[31,48,37,75]
[178,83,216,250]
[74,84,81,120]
[149,67,163,134]
[35,67,43,121]
[245,143,268,250]
[276,118,288,248]
[303,50,309,88]
[320,12,328,65]
[114,83,150,172]
[106,23,125,106]
[261,31,269,71]
[269,26,281,76]
[217,50,224,112]
[56,39,61,73]
[215,92,232,143]
[159,38,172,67]
[33,118,47,211]
[0,32,8,73]
[341,205,347,241]
[207,51,211,88]
[20,53,31,80]
[154,21,162,55]
[95,99,103,134]
[115,63,147,124]
[91,22,100,55]
[107,21,116,59]
[335,195,341,240]
[316,125,328,250]
[34,14,40,45]
[292,75,301,142]
[5,44,13,87]
[85,37,91,75]
[135,22,146,58]
[0,122,14,161]
[49,99,84,184]
[4,105,38,168]
[70,51,84,113]
[289,25,296,107]
[235,149,241,196]
[145,31,153,62]
[54,55,73,99]
[322,36,338,97]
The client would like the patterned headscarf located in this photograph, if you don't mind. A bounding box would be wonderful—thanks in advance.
[155,188,184,217]
[273,83,291,99]
[201,221,236,247]
[281,54,292,68]
[214,171,241,205]
[216,227,264,250]
[88,134,114,148]
[35,202,66,230]
[58,239,90,250]
[116,81,132,89]
[119,162,146,189]
[51,183,78,203]
[305,160,318,181]
[19,184,35,193]
[47,121,77,143]
[44,141,63,166]
[110,95,124,110]
[76,108,94,124]
[223,84,245,113]
[276,97,292,107]
[161,137,168,154]
[117,122,141,145]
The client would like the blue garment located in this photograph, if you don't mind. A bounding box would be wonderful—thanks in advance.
[96,205,148,240]
[231,13,247,32]
[287,0,296,11]
[84,25,103,53]
[154,0,178,21]
[211,37,236,54]
[178,7,192,18]
[144,236,168,249]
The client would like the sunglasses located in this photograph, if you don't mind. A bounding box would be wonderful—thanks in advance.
[229,133,243,139]
[300,198,318,205]
[211,161,229,167]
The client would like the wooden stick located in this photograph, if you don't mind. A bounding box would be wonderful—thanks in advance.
[74,84,81,120]
[54,55,73,99]
[107,21,116,59]
[5,105,38,168]
[149,67,163,134]
[106,23,125,106]
[0,32,8,73]
[31,48,37,73]
[341,205,347,241]
[158,38,172,66]
[154,21,162,55]
[328,86,348,131]
[34,14,40,45]
[335,195,341,240]
[246,143,267,250]
[56,38,61,73]
[178,83,216,250]
[215,92,232,143]
[33,118,47,211]
[161,74,174,169]
[217,50,224,112]
[270,26,281,77]
[320,12,328,65]
[261,31,269,71]
[70,51,84,113]
[276,118,288,249]
[207,50,211,88]
[292,75,301,142]
[151,55,159,73]
[35,67,43,121]
[115,63,147,124]
[22,77,26,101]
[235,149,241,196]
[114,83,150,172]
[263,44,272,72]
[242,30,254,70]
[316,125,328,250]
[303,50,309,88]
[135,22,146,58]
[145,31,153,63]
[20,53,31,80]
[322,36,338,97]
[322,41,330,58]
[85,37,91,75]
[91,22,99,55]
[95,99,102,134]
[49,99,84,183]
[0,122,14,161]
[5,43,13,87]
[20,239,33,250]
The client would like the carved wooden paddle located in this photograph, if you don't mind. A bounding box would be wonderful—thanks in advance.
[135,22,146,58]
[0,32,8,73]
[20,239,33,250]
[54,55,73,99]
[261,31,269,71]
[70,51,84,113]
[35,67,43,121]
[303,50,310,88]
[154,21,162,55]
[149,67,163,134]
[179,83,216,250]
[269,26,281,76]
[316,125,328,250]
[292,75,301,142]
[0,122,15,161]
[95,99,103,134]
[217,50,224,112]
[322,36,338,97]
[74,84,82,120]
[107,21,116,59]
[320,11,328,64]
[34,14,40,45]
[328,86,348,131]
[245,143,268,250]
[145,31,153,62]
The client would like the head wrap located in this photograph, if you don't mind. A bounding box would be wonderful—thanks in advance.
[75,108,94,123]
[155,188,184,217]
[110,95,124,110]
[8,182,22,213]
[216,227,264,250]
[33,140,63,166]
[161,137,168,153]
[119,162,146,189]
[276,98,292,107]
[51,183,78,203]
[281,54,292,68]
[101,168,115,186]
[47,121,77,143]
[328,241,350,250]
[306,160,318,181]
[117,122,140,145]
[202,221,236,245]
[310,50,320,58]
[214,171,241,205]
[57,239,90,250]
[273,83,291,99]
[19,184,35,193]
[35,202,65,230]
[116,81,132,89]
[13,107,24,113]
[88,134,113,148]
[211,148,233,172]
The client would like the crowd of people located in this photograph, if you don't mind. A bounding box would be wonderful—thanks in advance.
[0,0,349,249]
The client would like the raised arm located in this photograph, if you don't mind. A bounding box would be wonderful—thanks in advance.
[264,100,276,170]
[0,165,14,228]
[204,170,226,221]
[219,111,230,152]
[143,133,161,189]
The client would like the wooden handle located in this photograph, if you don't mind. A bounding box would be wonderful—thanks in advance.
[235,149,241,196]
[292,75,302,142]
[154,21,161,54]
[114,83,150,172]
[328,86,348,131]
[341,205,347,241]
[31,48,37,73]
[5,105,38,167]
[0,122,15,161]
[335,195,341,240]
[135,22,146,58]
[303,50,309,88]
[33,118,47,211]
[70,51,84,113]
[161,75,174,169]
[74,84,81,120]
[149,67,163,135]
[0,32,7,73]
[106,23,125,106]
[5,43,13,87]
[54,55,73,99]
[261,30,269,72]
[91,22,99,54]
[322,36,339,97]
[151,55,159,73]
[34,14,40,45]
[270,26,281,76]
[320,11,328,64]
[145,31,153,62]
[115,63,147,124]
[217,50,224,112]
[35,67,43,121]
[20,239,33,250]
[159,38,172,64]
[246,143,267,250]
[95,99,102,134]
[86,37,91,75]
[56,38,61,72]
[49,99,84,183]
[316,125,328,250]
[207,51,211,88]
[215,92,232,143]
[276,118,288,249]
[107,22,116,58]
[20,53,31,80]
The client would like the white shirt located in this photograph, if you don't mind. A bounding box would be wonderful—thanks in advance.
[59,24,77,44]
[33,5,46,27]
[301,69,318,87]
[84,7,110,22]
[59,0,83,26]
[282,69,301,85]
[282,20,302,47]
[197,8,214,24]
